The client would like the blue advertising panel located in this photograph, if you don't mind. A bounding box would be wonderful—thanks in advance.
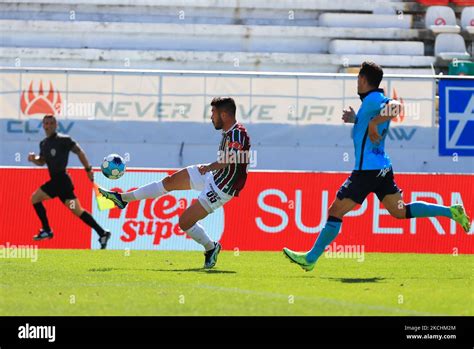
[439,79,474,156]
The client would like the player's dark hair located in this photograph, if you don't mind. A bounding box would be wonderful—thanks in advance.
[211,97,236,117]
[43,114,57,123]
[359,61,383,88]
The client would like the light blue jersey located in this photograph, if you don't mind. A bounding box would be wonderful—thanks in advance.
[353,89,392,170]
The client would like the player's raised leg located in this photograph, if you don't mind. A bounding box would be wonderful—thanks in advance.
[382,192,471,232]
[179,200,221,269]
[64,198,111,249]
[32,188,54,240]
[98,168,192,209]
[283,197,357,271]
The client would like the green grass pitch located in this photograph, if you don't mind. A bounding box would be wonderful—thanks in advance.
[1,250,472,316]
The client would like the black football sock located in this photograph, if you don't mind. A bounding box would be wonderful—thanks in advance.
[33,202,51,232]
[80,211,106,237]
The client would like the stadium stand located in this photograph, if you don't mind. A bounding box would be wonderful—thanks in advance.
[318,13,412,29]
[0,0,471,73]
[329,40,425,56]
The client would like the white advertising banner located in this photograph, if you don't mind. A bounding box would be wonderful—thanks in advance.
[0,69,435,126]
[91,171,225,250]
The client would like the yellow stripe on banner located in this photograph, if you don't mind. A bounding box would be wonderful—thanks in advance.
[93,183,116,211]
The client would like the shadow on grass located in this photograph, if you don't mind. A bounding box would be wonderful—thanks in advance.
[89,268,115,272]
[88,267,236,274]
[322,277,386,283]
[147,268,237,274]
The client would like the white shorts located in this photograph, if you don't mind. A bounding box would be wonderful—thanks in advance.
[186,164,233,213]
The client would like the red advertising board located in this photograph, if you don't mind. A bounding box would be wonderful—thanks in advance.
[0,168,92,249]
[0,167,472,254]
[221,171,473,254]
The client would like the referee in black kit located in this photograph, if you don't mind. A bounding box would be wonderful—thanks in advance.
[28,114,111,249]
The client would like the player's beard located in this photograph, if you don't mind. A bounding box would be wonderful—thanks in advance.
[213,115,223,130]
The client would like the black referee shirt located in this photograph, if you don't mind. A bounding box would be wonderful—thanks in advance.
[39,132,76,178]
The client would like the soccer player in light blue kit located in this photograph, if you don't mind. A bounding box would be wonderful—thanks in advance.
[283,61,471,271]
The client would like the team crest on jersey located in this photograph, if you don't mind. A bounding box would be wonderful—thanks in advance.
[229,141,243,150]
[50,148,56,157]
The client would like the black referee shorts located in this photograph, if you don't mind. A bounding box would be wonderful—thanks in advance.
[40,172,77,202]
[336,167,401,204]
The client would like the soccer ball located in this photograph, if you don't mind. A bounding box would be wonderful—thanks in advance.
[101,154,126,179]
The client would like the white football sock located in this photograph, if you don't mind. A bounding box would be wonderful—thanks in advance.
[121,181,167,202]
[185,223,215,251]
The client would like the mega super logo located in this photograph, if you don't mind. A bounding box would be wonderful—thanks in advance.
[92,170,224,250]
[439,79,474,156]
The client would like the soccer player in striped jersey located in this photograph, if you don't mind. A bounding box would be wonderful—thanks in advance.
[99,97,250,269]
[283,61,471,272]
[213,121,250,197]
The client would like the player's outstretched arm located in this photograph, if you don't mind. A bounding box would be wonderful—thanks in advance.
[72,144,93,181]
[27,152,46,166]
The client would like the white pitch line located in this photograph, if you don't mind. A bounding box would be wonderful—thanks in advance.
[193,284,445,316]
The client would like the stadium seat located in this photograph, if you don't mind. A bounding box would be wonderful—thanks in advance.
[448,60,474,75]
[425,6,461,33]
[318,13,412,29]
[434,33,471,60]
[461,7,474,34]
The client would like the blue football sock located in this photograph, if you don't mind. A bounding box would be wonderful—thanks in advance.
[306,216,342,263]
[405,202,452,219]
